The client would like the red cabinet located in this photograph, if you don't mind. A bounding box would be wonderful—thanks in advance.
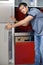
[15,42,35,64]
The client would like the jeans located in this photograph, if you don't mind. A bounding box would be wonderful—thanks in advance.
[34,35,43,65]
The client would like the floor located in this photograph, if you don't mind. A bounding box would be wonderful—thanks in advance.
[16,64,34,65]
[9,64,34,65]
[0,64,34,65]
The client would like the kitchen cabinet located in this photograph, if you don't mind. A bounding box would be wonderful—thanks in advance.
[15,0,43,7]
[15,0,38,7]
[37,0,43,7]
[15,0,32,7]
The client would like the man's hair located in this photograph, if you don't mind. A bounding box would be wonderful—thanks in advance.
[19,2,27,8]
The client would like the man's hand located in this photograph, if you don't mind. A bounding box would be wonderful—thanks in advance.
[10,16,16,22]
[5,23,12,30]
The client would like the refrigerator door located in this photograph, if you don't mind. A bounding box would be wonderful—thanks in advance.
[0,23,9,65]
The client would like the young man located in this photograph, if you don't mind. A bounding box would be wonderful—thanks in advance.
[6,2,43,65]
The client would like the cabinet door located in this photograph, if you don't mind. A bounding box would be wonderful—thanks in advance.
[0,23,9,65]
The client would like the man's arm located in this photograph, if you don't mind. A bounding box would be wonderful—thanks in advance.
[12,15,33,28]
[10,16,29,26]
[6,15,33,29]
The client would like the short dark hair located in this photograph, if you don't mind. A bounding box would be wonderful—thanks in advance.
[19,2,27,8]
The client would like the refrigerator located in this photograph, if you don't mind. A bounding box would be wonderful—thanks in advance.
[0,2,14,65]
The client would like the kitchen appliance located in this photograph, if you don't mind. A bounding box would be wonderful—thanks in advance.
[0,1,14,65]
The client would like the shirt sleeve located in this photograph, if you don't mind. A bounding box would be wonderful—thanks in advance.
[28,8,39,17]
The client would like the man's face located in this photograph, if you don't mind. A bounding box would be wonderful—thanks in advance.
[19,5,28,14]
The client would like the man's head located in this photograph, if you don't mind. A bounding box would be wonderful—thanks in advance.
[19,2,28,14]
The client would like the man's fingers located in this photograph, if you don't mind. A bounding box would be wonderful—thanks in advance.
[10,16,14,19]
[10,16,16,20]
[5,23,12,30]
[5,25,8,30]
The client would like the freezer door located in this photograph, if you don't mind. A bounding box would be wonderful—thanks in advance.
[0,24,9,65]
[0,6,13,23]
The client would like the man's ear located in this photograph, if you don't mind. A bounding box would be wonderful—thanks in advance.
[26,6,28,8]
[26,6,28,11]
